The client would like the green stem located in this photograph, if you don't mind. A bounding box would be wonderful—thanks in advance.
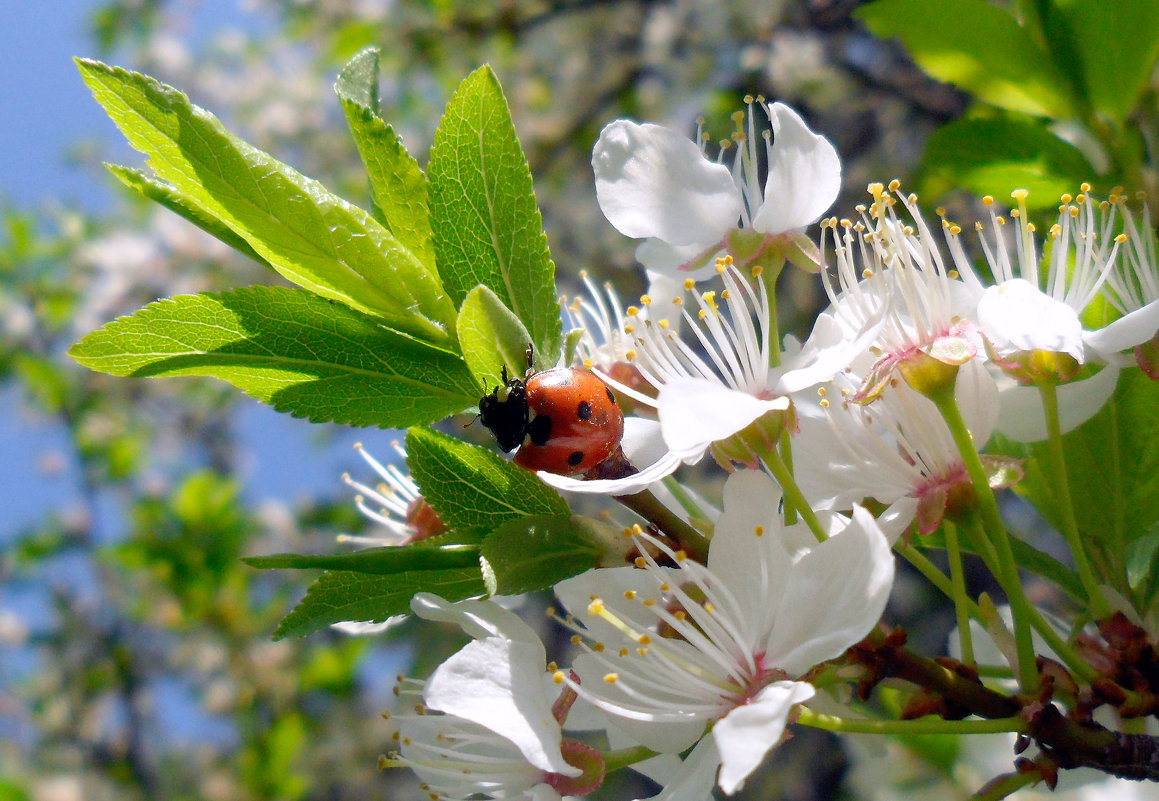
[897,543,979,620]
[971,769,1042,801]
[796,708,1024,736]
[1037,382,1111,619]
[960,512,1002,579]
[778,431,798,525]
[660,475,710,525]
[601,745,660,774]
[945,521,975,667]
[927,386,1039,693]
[615,489,711,562]
[762,447,826,542]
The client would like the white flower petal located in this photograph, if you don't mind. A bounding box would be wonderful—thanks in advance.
[750,103,841,235]
[640,737,721,801]
[765,506,894,675]
[956,357,1000,448]
[713,681,816,794]
[330,616,406,636]
[658,378,789,461]
[775,296,888,394]
[411,593,538,643]
[993,364,1120,442]
[876,497,920,545]
[707,471,792,638]
[425,637,579,777]
[637,239,721,280]
[528,784,564,801]
[536,447,684,495]
[1083,297,1159,359]
[567,654,706,754]
[594,120,741,247]
[977,279,1084,361]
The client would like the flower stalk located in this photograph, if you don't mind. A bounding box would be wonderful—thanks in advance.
[1037,381,1112,619]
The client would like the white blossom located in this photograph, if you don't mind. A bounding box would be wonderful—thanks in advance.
[552,470,894,794]
[593,99,840,281]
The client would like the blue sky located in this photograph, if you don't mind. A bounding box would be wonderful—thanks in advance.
[0,0,121,210]
[0,0,393,538]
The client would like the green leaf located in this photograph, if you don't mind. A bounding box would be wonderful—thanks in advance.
[69,286,479,427]
[1126,524,1159,609]
[1014,370,1159,589]
[243,535,483,574]
[106,164,272,268]
[480,515,602,595]
[920,117,1094,207]
[76,58,456,346]
[273,567,485,638]
[457,285,534,390]
[856,0,1075,117]
[427,65,562,361]
[924,524,1086,602]
[1044,0,1159,124]
[405,425,570,532]
[334,47,437,269]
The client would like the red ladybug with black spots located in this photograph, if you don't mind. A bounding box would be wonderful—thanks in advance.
[479,360,625,476]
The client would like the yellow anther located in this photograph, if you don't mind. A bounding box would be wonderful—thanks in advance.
[588,598,605,615]
[638,634,652,645]
[1116,233,1128,243]
[553,671,566,683]
[674,610,687,621]
[674,550,688,562]
[571,634,582,644]
[640,294,652,306]
[634,556,647,568]
[604,673,618,683]
[982,195,994,205]
[1081,182,1091,192]
[626,306,640,317]
[1011,188,1029,200]
[888,179,902,192]
[754,525,764,537]
[624,590,637,600]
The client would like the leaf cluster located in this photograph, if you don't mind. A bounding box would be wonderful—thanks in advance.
[71,50,600,636]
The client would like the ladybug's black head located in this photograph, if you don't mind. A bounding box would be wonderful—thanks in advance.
[478,372,529,452]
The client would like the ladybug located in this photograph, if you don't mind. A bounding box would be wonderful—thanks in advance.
[479,364,625,476]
